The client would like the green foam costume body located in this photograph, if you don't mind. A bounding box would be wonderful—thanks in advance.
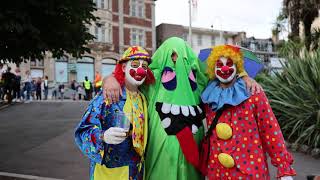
[141,37,208,180]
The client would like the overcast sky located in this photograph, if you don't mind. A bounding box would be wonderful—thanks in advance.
[155,0,284,39]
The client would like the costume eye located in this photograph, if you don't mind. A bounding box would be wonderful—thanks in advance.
[131,60,140,68]
[161,66,177,90]
[226,58,233,67]
[142,61,148,69]
[189,70,197,91]
[216,60,223,68]
[171,52,178,64]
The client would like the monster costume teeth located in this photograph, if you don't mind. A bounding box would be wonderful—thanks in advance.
[156,102,204,135]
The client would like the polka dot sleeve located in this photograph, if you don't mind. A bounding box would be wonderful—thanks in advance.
[253,92,296,178]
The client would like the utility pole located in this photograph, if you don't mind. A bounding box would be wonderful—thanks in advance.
[188,0,193,47]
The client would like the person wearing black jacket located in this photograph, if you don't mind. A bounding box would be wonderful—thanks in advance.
[13,68,21,102]
[2,67,16,104]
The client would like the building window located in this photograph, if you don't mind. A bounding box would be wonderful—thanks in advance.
[101,58,116,77]
[37,59,44,66]
[55,57,68,83]
[94,0,110,9]
[101,0,105,9]
[30,58,44,67]
[227,38,233,45]
[30,59,36,66]
[30,69,44,79]
[267,42,273,52]
[77,57,94,82]
[106,23,112,43]
[250,41,256,51]
[197,34,202,46]
[131,0,144,18]
[94,23,112,43]
[131,28,145,46]
[182,33,187,41]
[95,25,103,42]
[211,36,215,46]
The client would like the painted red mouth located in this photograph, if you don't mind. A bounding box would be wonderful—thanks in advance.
[216,69,234,79]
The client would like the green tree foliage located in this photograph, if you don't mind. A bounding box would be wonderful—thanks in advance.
[0,0,97,64]
[272,12,287,37]
[282,0,320,49]
[261,44,320,148]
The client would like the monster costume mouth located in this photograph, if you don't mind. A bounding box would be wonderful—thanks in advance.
[155,102,205,135]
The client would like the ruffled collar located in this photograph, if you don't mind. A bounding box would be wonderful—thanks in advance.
[201,78,250,111]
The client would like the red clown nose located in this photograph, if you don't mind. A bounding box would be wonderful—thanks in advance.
[221,66,230,72]
[136,67,146,76]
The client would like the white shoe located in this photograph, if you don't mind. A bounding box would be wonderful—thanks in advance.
[12,99,16,102]
[16,99,21,102]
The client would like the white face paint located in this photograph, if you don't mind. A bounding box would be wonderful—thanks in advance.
[124,60,148,86]
[215,56,237,83]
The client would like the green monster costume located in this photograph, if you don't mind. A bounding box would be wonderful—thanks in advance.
[141,37,208,180]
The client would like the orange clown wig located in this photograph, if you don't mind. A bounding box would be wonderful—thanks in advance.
[207,45,245,80]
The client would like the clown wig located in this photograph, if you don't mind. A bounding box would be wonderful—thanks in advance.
[113,61,155,87]
[207,45,245,80]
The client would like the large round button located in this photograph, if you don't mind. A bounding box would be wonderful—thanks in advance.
[218,153,235,168]
[216,123,233,140]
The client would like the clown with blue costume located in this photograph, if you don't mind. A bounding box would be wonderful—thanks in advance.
[75,46,155,180]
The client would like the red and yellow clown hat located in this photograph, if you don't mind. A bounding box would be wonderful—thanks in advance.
[119,46,151,63]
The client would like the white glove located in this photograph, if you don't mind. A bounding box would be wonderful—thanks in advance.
[281,176,293,180]
[103,127,128,145]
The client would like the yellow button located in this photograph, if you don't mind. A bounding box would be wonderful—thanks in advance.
[216,123,233,140]
[218,153,235,168]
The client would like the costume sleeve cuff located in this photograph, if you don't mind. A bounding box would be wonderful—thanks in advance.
[276,163,296,178]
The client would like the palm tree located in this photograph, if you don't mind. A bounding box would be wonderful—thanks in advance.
[283,0,301,40]
[283,0,320,49]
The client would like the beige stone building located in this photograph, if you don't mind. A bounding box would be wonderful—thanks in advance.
[9,0,156,84]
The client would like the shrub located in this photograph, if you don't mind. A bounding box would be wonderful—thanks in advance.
[262,48,320,148]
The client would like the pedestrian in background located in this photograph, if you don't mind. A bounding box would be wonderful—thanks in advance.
[77,85,85,100]
[43,76,49,100]
[12,67,21,102]
[36,77,42,100]
[22,70,32,103]
[83,76,92,101]
[58,83,65,101]
[30,80,36,100]
[71,80,77,101]
[2,66,16,104]
[94,71,102,95]
[0,63,5,102]
[52,81,58,100]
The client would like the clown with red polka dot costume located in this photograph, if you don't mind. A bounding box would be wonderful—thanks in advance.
[201,45,296,180]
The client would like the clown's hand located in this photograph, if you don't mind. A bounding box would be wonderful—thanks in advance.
[242,76,263,95]
[280,176,293,180]
[103,127,128,145]
[103,75,121,104]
